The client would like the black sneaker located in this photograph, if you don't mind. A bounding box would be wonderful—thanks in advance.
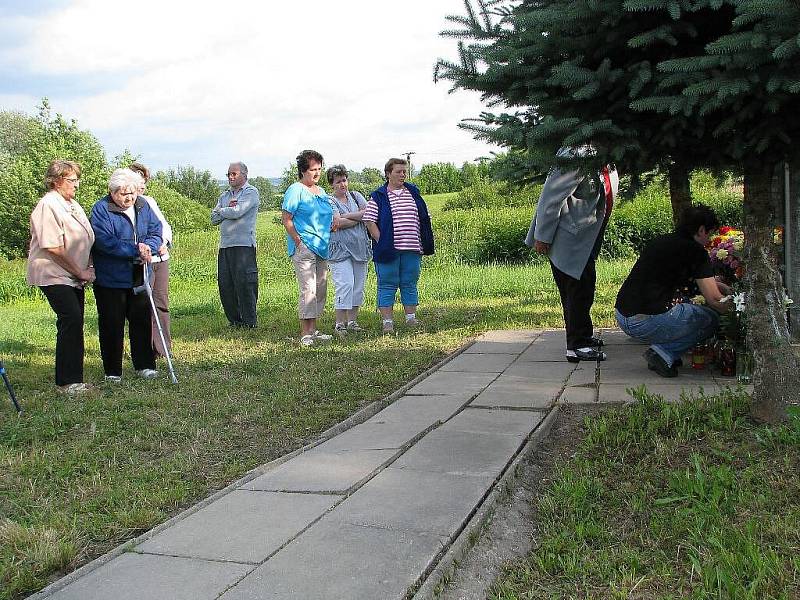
[566,347,607,363]
[644,348,678,377]
[583,336,604,347]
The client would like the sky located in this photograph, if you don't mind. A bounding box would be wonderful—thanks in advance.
[0,0,501,178]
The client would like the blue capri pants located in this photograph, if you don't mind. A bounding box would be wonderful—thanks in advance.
[374,251,422,308]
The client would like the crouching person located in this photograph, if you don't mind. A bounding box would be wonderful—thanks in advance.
[614,204,731,377]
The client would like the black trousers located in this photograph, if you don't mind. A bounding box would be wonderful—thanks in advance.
[40,285,85,386]
[218,246,258,327]
[94,285,155,376]
[550,258,597,351]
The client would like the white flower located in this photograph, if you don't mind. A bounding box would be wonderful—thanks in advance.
[733,292,746,313]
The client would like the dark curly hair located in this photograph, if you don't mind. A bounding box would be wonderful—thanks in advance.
[296,150,324,179]
[676,204,720,238]
[326,164,348,185]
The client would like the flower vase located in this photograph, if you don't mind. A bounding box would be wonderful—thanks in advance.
[718,341,736,377]
[735,344,752,384]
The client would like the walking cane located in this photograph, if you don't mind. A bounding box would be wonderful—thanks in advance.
[0,360,22,413]
[134,257,178,384]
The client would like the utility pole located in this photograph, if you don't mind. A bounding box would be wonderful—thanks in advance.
[402,151,416,177]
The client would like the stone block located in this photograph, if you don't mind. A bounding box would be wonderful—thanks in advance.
[391,429,524,477]
[406,371,497,396]
[314,420,431,452]
[566,365,597,386]
[49,553,252,600]
[366,394,471,426]
[136,491,338,563]
[329,468,494,535]
[559,386,598,404]
[440,353,518,373]
[242,449,397,494]
[470,376,562,409]
[438,407,543,437]
[503,361,576,381]
[218,520,445,600]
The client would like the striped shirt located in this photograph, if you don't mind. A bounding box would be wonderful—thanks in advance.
[363,187,422,253]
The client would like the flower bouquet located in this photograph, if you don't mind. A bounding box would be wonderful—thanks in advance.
[708,226,744,281]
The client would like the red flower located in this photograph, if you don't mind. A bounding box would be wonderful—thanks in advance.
[719,226,733,235]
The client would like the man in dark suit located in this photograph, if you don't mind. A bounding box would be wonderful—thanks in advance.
[525,148,618,362]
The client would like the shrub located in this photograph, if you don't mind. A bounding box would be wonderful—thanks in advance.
[146,180,213,235]
[413,162,464,195]
[444,180,540,211]
[154,165,221,208]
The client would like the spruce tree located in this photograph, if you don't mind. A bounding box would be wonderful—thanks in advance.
[437,0,800,421]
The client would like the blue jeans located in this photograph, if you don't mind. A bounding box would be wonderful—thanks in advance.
[374,252,422,308]
[615,304,719,367]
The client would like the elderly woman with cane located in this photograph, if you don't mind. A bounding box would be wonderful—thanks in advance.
[27,159,95,394]
[326,164,371,337]
[90,168,162,381]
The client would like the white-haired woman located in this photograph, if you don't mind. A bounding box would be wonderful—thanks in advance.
[90,168,162,381]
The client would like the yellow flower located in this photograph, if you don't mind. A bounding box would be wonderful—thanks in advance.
[691,295,706,305]
[716,249,729,260]
[732,241,743,252]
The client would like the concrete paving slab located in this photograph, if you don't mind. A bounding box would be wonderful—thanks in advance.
[463,340,531,355]
[470,376,563,409]
[503,361,576,381]
[391,429,524,477]
[476,329,541,343]
[598,383,723,403]
[313,420,431,452]
[49,553,253,600]
[566,365,597,386]
[517,341,569,362]
[365,394,472,426]
[330,468,494,536]
[439,353,518,373]
[406,371,497,396]
[559,386,598,404]
[597,330,648,346]
[242,449,397,494]
[438,407,543,437]
[219,519,445,600]
[136,491,338,563]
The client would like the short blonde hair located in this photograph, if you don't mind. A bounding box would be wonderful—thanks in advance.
[45,160,81,190]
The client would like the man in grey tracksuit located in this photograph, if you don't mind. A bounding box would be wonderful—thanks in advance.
[525,148,618,362]
[211,161,260,328]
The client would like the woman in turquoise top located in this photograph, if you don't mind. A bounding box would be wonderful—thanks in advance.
[281,149,338,346]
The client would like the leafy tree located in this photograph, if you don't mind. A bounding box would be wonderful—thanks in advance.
[249,176,278,211]
[154,164,220,208]
[0,101,108,259]
[437,0,800,421]
[277,162,331,195]
[413,162,464,194]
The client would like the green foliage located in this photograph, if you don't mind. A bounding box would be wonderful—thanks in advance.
[413,162,464,194]
[154,164,220,208]
[144,180,213,234]
[248,176,278,211]
[0,101,108,259]
[443,179,539,211]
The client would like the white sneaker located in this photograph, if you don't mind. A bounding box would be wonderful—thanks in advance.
[104,375,122,383]
[136,369,158,379]
[57,382,91,395]
[312,330,333,341]
[347,321,364,332]
[382,320,394,334]
[300,334,315,347]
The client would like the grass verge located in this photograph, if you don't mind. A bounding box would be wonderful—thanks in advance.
[489,389,800,599]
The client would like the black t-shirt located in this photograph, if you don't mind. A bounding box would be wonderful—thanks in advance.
[615,232,714,317]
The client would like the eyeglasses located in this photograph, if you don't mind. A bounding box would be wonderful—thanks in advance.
[227,172,240,177]
[64,177,80,184]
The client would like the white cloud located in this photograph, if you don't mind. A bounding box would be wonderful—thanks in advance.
[0,0,501,176]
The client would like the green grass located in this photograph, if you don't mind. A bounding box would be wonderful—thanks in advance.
[0,210,629,599]
[490,389,800,599]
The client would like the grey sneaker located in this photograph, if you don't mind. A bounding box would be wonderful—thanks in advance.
[312,330,333,341]
[136,369,158,379]
[347,321,364,332]
[382,320,394,333]
[334,323,348,338]
[57,382,91,395]
[300,334,315,347]
[405,317,422,328]
[104,375,122,383]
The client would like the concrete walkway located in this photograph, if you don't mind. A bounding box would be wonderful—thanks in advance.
[32,329,740,600]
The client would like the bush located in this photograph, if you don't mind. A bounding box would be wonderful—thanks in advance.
[443,180,540,211]
[146,180,213,235]
[154,165,220,208]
